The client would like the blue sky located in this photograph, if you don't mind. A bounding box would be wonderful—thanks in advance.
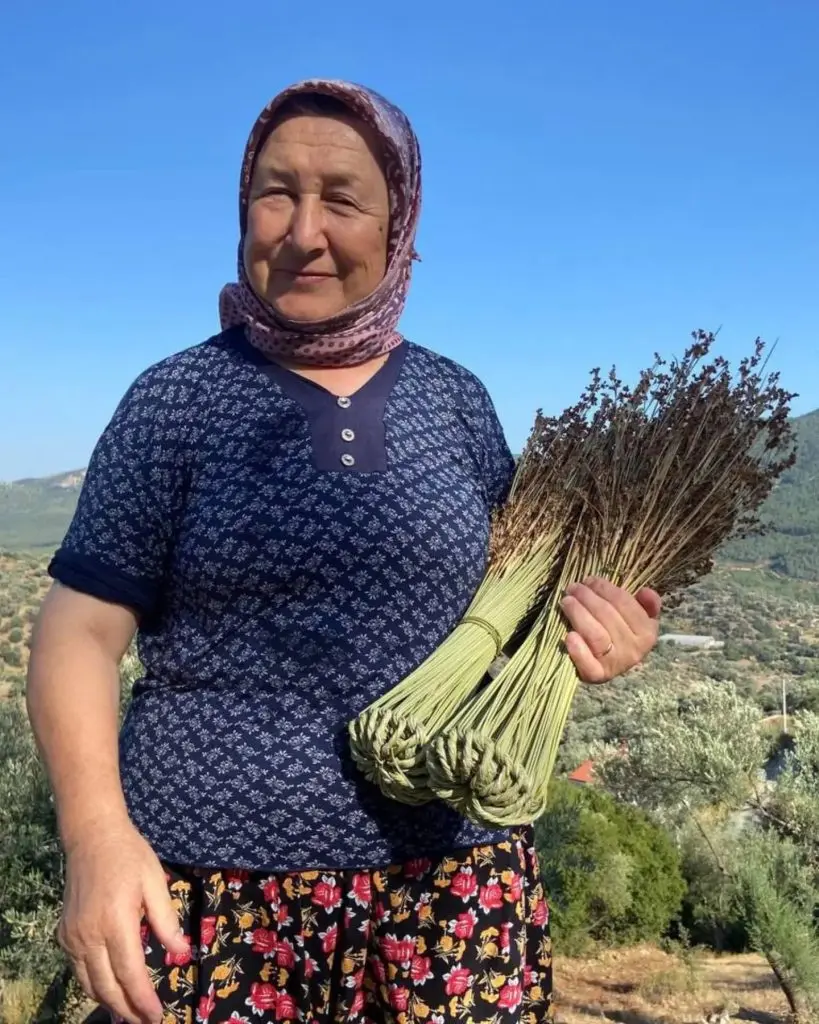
[1,0,817,479]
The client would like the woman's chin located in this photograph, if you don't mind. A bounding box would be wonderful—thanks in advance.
[269,294,347,322]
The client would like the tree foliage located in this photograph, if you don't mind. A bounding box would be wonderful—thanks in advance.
[596,681,819,1020]
[535,780,685,955]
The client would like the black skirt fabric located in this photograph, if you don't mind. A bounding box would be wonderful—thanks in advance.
[126,830,553,1023]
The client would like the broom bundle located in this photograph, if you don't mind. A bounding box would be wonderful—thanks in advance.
[425,331,797,826]
[349,330,796,825]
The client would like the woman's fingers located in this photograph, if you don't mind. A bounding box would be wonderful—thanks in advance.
[560,591,615,659]
[142,862,186,955]
[70,958,96,1011]
[81,945,155,1024]
[635,586,663,620]
[58,826,174,1024]
[561,578,661,683]
[106,923,163,1024]
[580,578,654,636]
[564,630,608,684]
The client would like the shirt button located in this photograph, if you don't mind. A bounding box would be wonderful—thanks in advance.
[337,396,352,409]
[341,428,355,442]
[341,453,356,467]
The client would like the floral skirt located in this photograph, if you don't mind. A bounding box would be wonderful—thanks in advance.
[138,830,553,1023]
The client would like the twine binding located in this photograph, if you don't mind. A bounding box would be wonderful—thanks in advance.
[460,616,503,659]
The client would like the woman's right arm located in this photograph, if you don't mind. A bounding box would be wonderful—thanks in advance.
[27,583,187,1024]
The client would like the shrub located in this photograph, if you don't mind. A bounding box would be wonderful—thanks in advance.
[733,834,819,1020]
[535,780,685,955]
[0,647,21,668]
[0,700,65,984]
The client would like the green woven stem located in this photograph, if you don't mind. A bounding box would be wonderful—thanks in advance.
[425,728,546,827]
[347,547,559,804]
[427,575,585,827]
[348,707,435,804]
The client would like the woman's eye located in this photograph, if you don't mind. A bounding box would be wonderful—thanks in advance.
[327,194,357,208]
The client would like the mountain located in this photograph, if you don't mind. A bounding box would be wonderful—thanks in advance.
[721,409,819,579]
[0,471,85,554]
[1,409,818,576]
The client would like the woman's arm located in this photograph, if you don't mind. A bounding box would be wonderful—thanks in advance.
[27,583,186,1024]
[27,583,135,846]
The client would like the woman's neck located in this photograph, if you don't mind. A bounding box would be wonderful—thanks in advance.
[274,352,392,397]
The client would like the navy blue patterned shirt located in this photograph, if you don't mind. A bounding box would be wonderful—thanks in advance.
[50,327,516,872]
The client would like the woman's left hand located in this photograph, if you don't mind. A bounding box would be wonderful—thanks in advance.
[561,577,661,684]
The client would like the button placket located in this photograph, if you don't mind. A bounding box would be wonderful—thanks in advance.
[336,396,355,467]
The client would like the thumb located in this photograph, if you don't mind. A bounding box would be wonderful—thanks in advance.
[143,864,187,953]
[635,587,662,620]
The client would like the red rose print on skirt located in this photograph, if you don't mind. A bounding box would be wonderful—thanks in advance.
[320,924,338,955]
[275,990,298,1020]
[389,986,410,1012]
[444,966,473,996]
[411,954,433,984]
[451,909,479,939]
[450,868,478,902]
[196,985,216,1023]
[312,877,343,912]
[200,915,217,950]
[532,897,550,928]
[381,934,416,966]
[226,869,249,891]
[350,872,372,907]
[262,876,281,907]
[247,927,278,957]
[498,979,523,1011]
[246,982,277,1015]
[276,937,297,969]
[479,879,504,913]
[164,935,193,967]
[405,857,432,880]
[504,871,524,902]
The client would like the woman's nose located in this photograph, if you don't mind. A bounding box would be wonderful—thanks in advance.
[287,194,326,255]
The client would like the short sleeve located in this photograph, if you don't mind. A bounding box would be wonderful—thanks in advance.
[478,386,515,510]
[456,373,514,512]
[48,368,190,617]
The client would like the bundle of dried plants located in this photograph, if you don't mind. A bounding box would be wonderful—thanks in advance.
[425,331,797,826]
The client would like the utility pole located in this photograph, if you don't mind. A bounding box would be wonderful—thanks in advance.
[782,677,788,736]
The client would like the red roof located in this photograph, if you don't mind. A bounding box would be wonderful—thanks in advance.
[568,759,595,784]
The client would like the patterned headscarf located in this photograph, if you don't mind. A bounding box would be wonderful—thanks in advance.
[219,80,422,367]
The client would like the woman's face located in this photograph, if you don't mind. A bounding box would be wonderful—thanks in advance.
[244,112,391,321]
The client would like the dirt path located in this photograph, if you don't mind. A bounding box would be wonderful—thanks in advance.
[554,946,789,1023]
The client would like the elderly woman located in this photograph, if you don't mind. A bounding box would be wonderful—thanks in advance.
[27,80,660,1024]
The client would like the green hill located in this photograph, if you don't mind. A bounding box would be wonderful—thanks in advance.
[1,408,817,575]
[0,472,84,554]
[722,408,819,579]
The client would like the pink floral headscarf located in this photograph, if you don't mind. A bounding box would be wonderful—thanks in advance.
[219,80,421,367]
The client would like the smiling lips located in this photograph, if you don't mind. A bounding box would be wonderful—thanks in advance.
[275,269,335,285]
